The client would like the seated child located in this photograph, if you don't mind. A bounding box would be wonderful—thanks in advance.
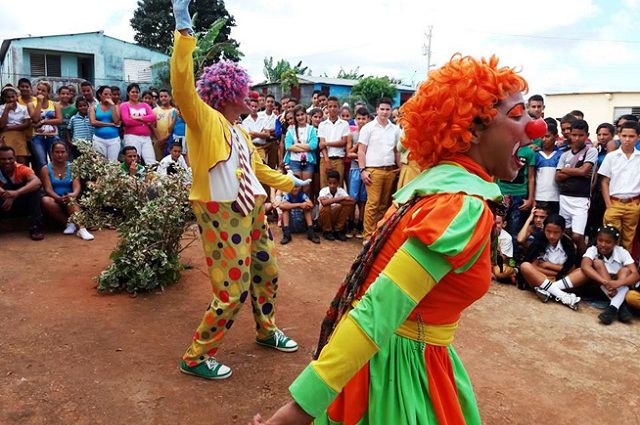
[519,214,579,309]
[516,206,548,249]
[318,170,355,241]
[158,141,191,183]
[540,226,637,324]
[493,213,516,284]
[279,185,320,245]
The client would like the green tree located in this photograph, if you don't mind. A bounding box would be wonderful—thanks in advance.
[131,0,241,61]
[151,17,241,90]
[351,76,398,107]
[262,57,310,82]
[336,67,364,80]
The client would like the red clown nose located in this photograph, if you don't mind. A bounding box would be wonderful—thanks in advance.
[526,118,547,140]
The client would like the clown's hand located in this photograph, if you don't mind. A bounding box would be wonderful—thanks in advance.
[287,171,311,187]
[171,0,193,33]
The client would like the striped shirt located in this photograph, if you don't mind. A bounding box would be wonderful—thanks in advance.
[68,113,94,144]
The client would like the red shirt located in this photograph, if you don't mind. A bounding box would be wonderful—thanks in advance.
[0,163,34,188]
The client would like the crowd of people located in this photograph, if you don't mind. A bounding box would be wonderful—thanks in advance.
[492,95,640,324]
[0,79,190,240]
[2,76,640,325]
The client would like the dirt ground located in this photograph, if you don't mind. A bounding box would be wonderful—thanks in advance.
[1,224,639,425]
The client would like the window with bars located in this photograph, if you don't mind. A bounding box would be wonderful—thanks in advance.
[30,53,61,77]
[613,106,640,121]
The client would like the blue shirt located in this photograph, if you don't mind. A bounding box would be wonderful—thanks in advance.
[94,105,120,139]
[173,113,186,137]
[68,113,94,143]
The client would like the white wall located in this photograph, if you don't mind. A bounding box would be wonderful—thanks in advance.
[544,92,640,127]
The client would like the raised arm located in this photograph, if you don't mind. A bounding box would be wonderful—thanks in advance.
[170,0,214,134]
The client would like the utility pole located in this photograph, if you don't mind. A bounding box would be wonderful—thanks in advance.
[422,26,433,75]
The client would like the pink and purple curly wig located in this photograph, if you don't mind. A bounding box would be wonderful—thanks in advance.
[196,60,250,110]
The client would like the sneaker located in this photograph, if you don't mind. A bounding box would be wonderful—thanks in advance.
[618,303,633,324]
[556,293,580,311]
[256,330,299,352]
[534,287,552,303]
[76,228,95,241]
[335,231,347,242]
[323,232,335,241]
[280,233,292,245]
[598,305,618,325]
[30,226,44,241]
[180,358,232,380]
[354,230,363,239]
[63,223,77,235]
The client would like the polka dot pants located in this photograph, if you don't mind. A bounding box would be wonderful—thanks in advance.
[183,197,280,365]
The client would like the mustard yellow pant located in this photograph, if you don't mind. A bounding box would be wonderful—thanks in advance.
[320,158,345,189]
[626,289,640,309]
[363,167,398,240]
[183,197,279,366]
[603,199,640,252]
[397,160,421,189]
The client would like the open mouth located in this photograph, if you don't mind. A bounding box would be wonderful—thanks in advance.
[512,142,524,169]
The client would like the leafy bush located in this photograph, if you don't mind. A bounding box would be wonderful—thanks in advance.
[70,141,194,294]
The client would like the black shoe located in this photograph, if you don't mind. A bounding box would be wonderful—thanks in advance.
[335,231,347,242]
[280,227,291,245]
[307,230,320,244]
[618,303,633,323]
[598,305,618,325]
[323,232,335,241]
[30,226,44,241]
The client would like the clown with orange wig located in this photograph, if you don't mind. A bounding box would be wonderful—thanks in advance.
[170,0,311,381]
[251,55,546,424]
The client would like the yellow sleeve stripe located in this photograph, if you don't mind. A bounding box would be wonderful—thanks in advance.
[311,314,379,392]
[382,247,437,303]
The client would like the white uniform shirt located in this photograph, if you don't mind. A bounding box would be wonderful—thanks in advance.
[207,126,267,201]
[583,245,634,275]
[258,110,277,132]
[498,229,514,258]
[0,103,29,126]
[543,240,568,265]
[358,117,400,167]
[318,186,348,209]
[241,114,267,146]
[597,148,640,198]
[318,118,350,158]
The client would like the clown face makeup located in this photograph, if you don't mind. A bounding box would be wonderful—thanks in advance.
[474,91,533,181]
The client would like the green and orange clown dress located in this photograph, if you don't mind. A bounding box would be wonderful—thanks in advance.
[289,155,501,424]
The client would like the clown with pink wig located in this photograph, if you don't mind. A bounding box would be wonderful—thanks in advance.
[171,0,309,381]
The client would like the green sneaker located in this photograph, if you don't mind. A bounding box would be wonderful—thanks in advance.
[256,330,299,352]
[180,358,232,380]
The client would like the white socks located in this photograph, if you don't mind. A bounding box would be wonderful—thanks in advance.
[600,285,629,309]
[541,278,571,299]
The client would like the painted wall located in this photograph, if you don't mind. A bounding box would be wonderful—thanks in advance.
[545,92,640,127]
[0,32,168,92]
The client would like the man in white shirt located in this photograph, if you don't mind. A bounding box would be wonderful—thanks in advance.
[318,96,350,187]
[318,170,354,241]
[357,97,401,241]
[257,93,279,169]
[0,85,32,164]
[599,121,640,251]
[158,142,191,184]
[241,97,269,148]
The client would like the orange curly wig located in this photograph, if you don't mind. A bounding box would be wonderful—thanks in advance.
[399,54,528,169]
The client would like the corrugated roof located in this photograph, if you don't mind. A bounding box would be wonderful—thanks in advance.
[253,75,415,91]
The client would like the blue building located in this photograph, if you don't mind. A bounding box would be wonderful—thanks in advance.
[0,31,168,92]
[252,75,416,108]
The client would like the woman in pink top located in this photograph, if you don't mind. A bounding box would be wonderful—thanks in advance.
[120,83,157,165]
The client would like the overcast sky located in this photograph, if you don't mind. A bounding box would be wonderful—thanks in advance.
[1,0,638,95]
